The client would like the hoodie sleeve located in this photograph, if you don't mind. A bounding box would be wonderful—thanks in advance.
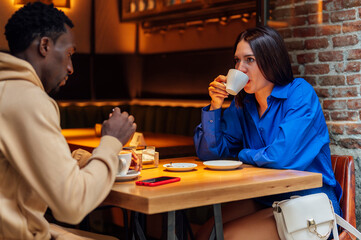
[2,86,122,224]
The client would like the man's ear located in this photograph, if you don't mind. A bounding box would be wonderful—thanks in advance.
[38,37,51,57]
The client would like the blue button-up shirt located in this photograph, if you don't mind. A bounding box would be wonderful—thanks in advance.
[194,78,337,188]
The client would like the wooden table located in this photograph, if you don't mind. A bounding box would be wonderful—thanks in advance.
[103,157,323,239]
[61,128,195,158]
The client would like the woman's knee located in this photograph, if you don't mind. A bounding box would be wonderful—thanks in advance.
[223,208,280,240]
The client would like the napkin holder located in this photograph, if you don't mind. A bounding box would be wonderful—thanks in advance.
[129,132,146,148]
[128,132,159,168]
[135,148,159,169]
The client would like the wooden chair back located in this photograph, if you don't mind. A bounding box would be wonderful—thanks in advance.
[331,155,356,240]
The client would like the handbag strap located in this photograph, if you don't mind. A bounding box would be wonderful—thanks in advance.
[336,214,361,239]
[333,215,339,240]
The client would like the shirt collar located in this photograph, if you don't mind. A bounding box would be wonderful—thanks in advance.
[270,82,291,99]
[243,80,293,104]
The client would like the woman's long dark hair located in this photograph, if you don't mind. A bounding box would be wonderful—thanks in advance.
[234,26,294,107]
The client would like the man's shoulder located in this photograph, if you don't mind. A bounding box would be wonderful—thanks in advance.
[6,80,47,102]
[2,81,57,113]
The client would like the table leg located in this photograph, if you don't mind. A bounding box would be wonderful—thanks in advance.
[168,211,178,240]
[129,210,194,240]
[209,204,224,240]
[132,212,146,240]
[180,210,195,240]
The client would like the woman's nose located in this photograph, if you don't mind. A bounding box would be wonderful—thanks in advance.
[236,62,247,73]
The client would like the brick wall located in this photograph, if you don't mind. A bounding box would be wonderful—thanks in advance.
[271,0,361,229]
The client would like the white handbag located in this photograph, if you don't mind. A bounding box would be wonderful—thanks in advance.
[272,193,361,240]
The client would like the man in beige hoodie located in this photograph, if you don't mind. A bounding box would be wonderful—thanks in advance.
[0,2,136,239]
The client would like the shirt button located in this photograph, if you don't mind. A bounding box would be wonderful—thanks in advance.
[209,120,213,123]
[259,127,264,132]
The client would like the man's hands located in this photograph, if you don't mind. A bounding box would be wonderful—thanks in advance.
[101,107,137,145]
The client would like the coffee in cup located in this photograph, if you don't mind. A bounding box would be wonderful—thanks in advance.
[118,152,132,176]
[225,69,249,95]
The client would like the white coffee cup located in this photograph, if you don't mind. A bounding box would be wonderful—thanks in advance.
[225,69,249,95]
[118,152,132,176]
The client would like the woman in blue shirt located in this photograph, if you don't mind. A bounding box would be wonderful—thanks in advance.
[194,26,341,239]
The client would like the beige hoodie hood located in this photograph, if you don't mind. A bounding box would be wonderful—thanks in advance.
[0,52,44,91]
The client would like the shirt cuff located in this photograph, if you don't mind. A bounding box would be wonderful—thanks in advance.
[238,148,257,165]
[201,105,222,134]
[240,147,276,167]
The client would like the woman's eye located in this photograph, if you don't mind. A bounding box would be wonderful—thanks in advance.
[246,57,255,63]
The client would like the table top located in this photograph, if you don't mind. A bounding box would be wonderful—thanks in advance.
[62,128,195,158]
[103,157,323,215]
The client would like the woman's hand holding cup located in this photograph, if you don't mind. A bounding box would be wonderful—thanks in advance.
[209,69,249,110]
[209,75,229,110]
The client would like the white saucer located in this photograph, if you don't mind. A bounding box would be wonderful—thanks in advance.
[163,163,197,172]
[203,160,242,170]
[116,170,140,181]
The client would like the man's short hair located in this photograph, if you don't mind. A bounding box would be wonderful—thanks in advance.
[4,2,74,54]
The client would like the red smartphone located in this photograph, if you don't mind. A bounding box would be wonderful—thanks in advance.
[135,176,180,186]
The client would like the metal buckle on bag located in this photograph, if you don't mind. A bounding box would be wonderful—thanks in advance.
[307,219,316,231]
[307,218,331,238]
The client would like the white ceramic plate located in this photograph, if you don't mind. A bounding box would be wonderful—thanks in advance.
[116,170,140,181]
[203,160,242,170]
[163,163,197,172]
